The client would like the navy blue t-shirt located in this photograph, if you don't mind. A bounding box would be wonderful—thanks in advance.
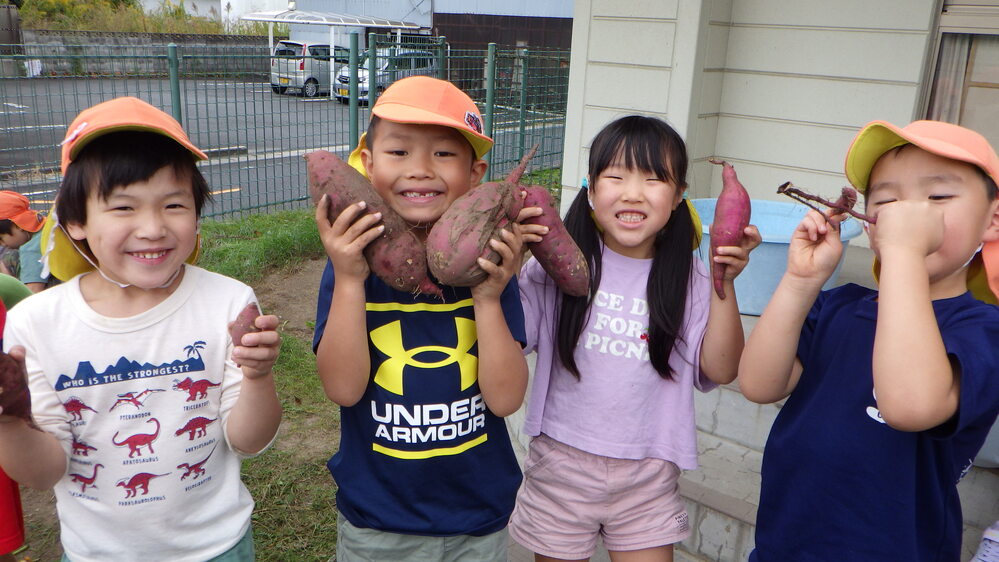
[313,261,525,536]
[751,284,999,562]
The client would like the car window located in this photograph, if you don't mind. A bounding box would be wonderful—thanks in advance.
[275,42,303,57]
[333,47,349,64]
[309,46,330,61]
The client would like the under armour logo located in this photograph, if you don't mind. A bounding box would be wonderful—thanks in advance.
[370,318,478,395]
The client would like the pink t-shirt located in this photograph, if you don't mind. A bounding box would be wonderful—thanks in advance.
[519,247,715,469]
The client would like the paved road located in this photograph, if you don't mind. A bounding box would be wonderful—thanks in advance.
[0,77,566,217]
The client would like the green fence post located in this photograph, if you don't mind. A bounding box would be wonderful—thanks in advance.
[349,32,359,149]
[518,47,528,160]
[368,32,378,106]
[167,43,182,125]
[437,36,446,80]
[484,42,496,177]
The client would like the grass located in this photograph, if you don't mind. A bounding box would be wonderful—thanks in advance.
[22,209,338,561]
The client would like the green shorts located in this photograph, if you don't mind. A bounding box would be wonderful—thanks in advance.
[335,511,508,562]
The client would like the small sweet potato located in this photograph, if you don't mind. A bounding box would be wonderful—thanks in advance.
[228,302,262,346]
[520,186,589,296]
[708,158,752,299]
[0,351,31,422]
[306,150,441,296]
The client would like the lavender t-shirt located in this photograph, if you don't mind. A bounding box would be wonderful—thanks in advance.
[519,247,715,468]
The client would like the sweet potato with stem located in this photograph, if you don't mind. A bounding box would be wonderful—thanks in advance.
[425,145,540,287]
[228,302,262,347]
[0,351,32,423]
[520,186,589,296]
[305,150,441,296]
[708,158,752,299]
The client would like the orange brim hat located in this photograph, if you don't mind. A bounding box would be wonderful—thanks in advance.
[844,119,999,302]
[60,96,207,175]
[0,190,44,233]
[47,96,205,280]
[347,76,493,176]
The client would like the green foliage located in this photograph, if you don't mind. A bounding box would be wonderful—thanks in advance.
[18,0,287,35]
[197,209,325,284]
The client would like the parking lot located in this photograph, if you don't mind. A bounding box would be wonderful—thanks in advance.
[0,76,567,217]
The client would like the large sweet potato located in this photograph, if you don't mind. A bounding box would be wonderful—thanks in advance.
[0,351,31,422]
[306,150,441,296]
[425,146,541,286]
[520,186,589,296]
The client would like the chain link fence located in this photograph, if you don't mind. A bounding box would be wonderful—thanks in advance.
[0,35,569,219]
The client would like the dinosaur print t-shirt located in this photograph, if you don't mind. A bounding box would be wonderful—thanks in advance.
[5,266,259,562]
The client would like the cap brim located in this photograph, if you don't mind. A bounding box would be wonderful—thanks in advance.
[62,123,207,175]
[844,121,910,192]
[373,102,493,160]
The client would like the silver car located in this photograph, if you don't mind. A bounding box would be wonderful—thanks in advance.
[333,49,440,103]
[270,41,347,97]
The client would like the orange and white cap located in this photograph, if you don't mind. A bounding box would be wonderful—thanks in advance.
[60,96,207,175]
[844,119,999,302]
[0,191,44,233]
[347,76,493,175]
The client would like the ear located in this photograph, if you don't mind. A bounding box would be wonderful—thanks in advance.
[470,159,487,186]
[360,147,374,176]
[65,221,87,242]
[982,199,999,243]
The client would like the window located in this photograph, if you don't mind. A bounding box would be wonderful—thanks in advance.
[927,2,999,148]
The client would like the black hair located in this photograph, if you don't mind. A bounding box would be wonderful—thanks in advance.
[873,144,998,201]
[556,115,695,380]
[0,219,14,236]
[56,131,212,227]
[979,169,997,201]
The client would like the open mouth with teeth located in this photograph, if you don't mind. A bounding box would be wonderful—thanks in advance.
[130,250,170,261]
[616,211,647,223]
[400,190,442,201]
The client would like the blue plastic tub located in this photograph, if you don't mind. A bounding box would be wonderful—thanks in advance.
[691,198,864,316]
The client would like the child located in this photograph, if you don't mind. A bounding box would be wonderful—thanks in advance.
[0,190,51,292]
[0,96,282,561]
[740,120,999,560]
[312,76,535,562]
[508,115,761,561]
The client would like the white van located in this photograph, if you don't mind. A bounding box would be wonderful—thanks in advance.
[333,49,439,103]
[270,41,348,97]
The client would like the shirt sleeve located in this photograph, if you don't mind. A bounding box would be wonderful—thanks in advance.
[312,259,335,353]
[517,258,548,354]
[685,259,716,392]
[500,275,527,347]
[933,304,999,438]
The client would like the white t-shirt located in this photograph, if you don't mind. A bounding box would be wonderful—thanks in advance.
[5,266,263,562]
[519,247,715,468]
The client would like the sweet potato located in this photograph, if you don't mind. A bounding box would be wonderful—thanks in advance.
[228,302,262,346]
[708,158,752,299]
[0,351,31,422]
[425,146,541,286]
[305,150,441,296]
[520,186,589,296]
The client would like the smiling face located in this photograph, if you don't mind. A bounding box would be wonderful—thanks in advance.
[589,160,684,259]
[361,120,487,232]
[65,165,199,293]
[866,145,999,291]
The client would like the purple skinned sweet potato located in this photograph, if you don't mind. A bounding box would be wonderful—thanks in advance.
[708,158,752,299]
[520,186,589,297]
[424,146,539,286]
[228,302,262,347]
[0,351,32,422]
[305,150,441,296]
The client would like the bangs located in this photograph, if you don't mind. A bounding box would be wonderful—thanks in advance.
[588,115,687,188]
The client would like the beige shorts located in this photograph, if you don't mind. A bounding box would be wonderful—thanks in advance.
[335,512,509,562]
[508,434,690,559]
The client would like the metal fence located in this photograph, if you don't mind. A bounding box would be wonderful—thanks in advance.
[0,34,569,219]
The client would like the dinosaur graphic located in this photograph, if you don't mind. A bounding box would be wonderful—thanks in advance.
[71,438,98,457]
[112,418,160,458]
[63,397,98,421]
[172,377,220,402]
[175,416,217,440]
[177,446,217,480]
[116,472,170,498]
[68,463,104,493]
[109,388,165,411]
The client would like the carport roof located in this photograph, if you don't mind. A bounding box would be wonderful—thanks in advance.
[241,8,421,29]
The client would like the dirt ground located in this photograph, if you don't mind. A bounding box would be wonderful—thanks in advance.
[18,258,330,561]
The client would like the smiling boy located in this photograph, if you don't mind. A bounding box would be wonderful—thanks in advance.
[740,120,999,560]
[313,76,535,562]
